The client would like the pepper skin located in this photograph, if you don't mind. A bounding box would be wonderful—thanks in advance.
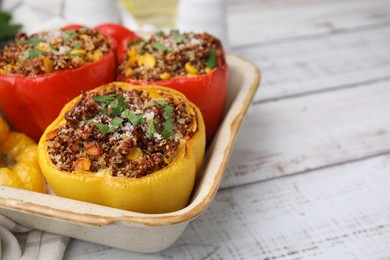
[94,23,141,62]
[38,82,205,213]
[0,116,46,193]
[118,39,228,143]
[0,29,116,141]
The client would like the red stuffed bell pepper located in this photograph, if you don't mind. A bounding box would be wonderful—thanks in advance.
[0,27,116,141]
[117,30,228,143]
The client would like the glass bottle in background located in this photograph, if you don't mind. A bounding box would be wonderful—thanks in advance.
[121,0,178,28]
[175,0,229,49]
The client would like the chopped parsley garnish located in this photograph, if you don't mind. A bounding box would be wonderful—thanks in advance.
[147,118,157,137]
[20,49,46,61]
[93,94,118,103]
[124,109,143,126]
[110,117,124,126]
[18,38,45,47]
[206,49,217,68]
[128,39,144,47]
[73,42,81,49]
[63,30,78,43]
[155,31,165,37]
[79,28,88,34]
[171,30,185,43]
[49,42,56,50]
[91,122,110,136]
[110,95,126,116]
[152,42,168,52]
[157,100,174,139]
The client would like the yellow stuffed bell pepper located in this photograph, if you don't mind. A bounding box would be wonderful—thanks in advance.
[0,116,46,193]
[38,82,205,213]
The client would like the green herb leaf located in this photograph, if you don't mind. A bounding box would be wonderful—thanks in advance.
[110,117,124,126]
[124,109,143,125]
[49,42,56,50]
[19,52,30,61]
[171,30,185,43]
[79,28,88,34]
[19,49,46,61]
[110,95,126,116]
[73,42,81,49]
[147,118,157,137]
[93,95,117,103]
[91,122,110,135]
[155,31,165,37]
[161,118,173,139]
[206,49,217,68]
[17,39,28,44]
[127,39,144,47]
[28,38,44,47]
[30,49,47,57]
[157,100,174,139]
[63,30,78,43]
[152,42,168,52]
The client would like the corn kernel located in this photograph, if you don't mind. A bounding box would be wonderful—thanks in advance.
[127,46,138,63]
[125,67,133,77]
[70,49,86,55]
[36,43,48,51]
[137,54,155,68]
[126,147,143,160]
[74,158,91,171]
[80,34,89,40]
[185,62,198,75]
[205,67,213,74]
[159,72,171,80]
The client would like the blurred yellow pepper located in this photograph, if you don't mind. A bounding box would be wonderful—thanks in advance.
[38,83,205,213]
[0,116,46,193]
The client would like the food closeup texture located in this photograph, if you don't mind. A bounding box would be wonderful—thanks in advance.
[38,82,205,213]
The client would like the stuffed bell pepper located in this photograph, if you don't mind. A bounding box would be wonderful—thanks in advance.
[0,116,46,193]
[0,27,116,141]
[38,82,205,213]
[117,30,228,143]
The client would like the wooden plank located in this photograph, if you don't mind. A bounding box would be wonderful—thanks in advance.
[221,80,390,188]
[172,155,390,259]
[227,0,390,47]
[236,25,390,102]
[64,154,390,259]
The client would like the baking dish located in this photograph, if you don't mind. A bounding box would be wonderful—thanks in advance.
[0,53,260,253]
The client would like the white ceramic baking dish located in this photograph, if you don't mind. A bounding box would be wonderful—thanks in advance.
[0,53,260,253]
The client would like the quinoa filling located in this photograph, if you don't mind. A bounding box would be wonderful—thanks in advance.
[46,85,195,178]
[0,28,110,76]
[118,30,222,81]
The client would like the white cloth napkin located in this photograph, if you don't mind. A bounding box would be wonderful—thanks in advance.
[0,215,69,260]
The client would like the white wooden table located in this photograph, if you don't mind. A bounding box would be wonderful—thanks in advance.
[4,0,390,259]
